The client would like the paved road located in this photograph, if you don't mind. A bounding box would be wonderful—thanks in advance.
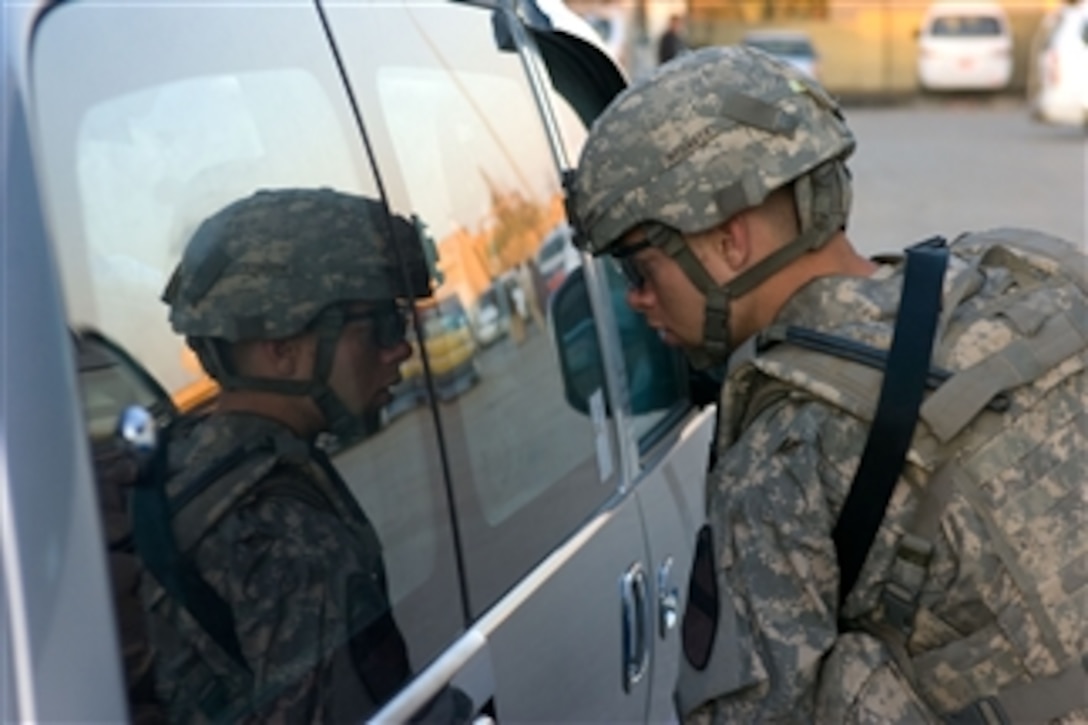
[843,100,1085,258]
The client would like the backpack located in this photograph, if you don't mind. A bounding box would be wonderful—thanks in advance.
[76,331,290,721]
[682,228,1088,721]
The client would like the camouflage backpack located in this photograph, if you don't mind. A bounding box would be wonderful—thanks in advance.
[75,327,278,721]
[719,227,1088,721]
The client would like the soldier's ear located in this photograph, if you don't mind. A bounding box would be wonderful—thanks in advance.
[720,216,750,272]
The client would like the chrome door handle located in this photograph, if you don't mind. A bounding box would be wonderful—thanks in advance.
[658,556,680,638]
[620,562,649,693]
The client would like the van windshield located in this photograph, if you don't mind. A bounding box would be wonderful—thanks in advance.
[930,15,1003,37]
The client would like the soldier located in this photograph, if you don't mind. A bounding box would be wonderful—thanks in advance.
[569,46,1088,723]
[145,188,428,722]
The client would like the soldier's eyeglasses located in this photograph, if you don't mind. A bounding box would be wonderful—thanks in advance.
[343,303,409,349]
[610,239,654,291]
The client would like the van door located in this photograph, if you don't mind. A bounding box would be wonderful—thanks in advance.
[631,412,718,721]
[518,9,723,720]
[321,0,656,718]
[2,28,129,716]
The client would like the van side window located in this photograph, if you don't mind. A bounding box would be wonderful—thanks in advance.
[33,3,463,718]
[602,265,692,446]
[325,2,621,615]
[540,82,693,450]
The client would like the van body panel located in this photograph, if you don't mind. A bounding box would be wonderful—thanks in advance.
[635,407,717,722]
[2,8,129,715]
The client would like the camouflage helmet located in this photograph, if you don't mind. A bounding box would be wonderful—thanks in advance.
[163,188,431,342]
[570,45,856,255]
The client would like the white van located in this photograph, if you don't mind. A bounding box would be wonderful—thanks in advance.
[916,1,1014,92]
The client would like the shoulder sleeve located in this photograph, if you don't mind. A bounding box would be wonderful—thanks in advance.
[201,474,407,721]
[688,398,844,722]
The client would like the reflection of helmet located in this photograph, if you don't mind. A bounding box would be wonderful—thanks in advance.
[162,188,432,438]
[164,188,431,342]
[571,45,855,255]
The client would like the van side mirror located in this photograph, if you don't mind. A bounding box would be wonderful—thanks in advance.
[550,265,690,416]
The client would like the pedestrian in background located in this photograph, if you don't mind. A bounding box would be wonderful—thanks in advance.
[657,14,688,65]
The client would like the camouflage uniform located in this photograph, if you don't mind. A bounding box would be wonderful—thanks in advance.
[689,234,1088,723]
[145,188,428,722]
[569,47,1088,723]
[144,412,408,722]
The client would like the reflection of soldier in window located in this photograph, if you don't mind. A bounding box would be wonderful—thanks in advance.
[147,188,428,722]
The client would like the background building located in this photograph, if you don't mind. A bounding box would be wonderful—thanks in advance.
[569,0,1070,95]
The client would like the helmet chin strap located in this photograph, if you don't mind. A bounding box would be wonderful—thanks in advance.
[651,162,849,369]
[655,229,734,369]
[306,309,366,440]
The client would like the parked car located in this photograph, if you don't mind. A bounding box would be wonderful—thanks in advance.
[470,290,508,347]
[2,0,715,722]
[1028,1,1088,127]
[916,1,1014,92]
[741,29,821,81]
[395,295,480,408]
[536,223,583,298]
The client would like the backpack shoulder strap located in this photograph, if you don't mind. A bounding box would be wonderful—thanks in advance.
[832,237,949,607]
[132,434,267,673]
[169,439,283,553]
[736,240,951,608]
[133,428,295,674]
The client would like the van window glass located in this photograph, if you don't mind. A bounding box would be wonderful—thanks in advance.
[602,264,691,445]
[0,581,15,723]
[32,3,463,718]
[543,82,692,448]
[325,2,620,615]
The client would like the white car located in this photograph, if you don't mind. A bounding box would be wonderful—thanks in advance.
[472,294,507,347]
[536,223,583,298]
[1028,2,1088,127]
[916,1,1014,92]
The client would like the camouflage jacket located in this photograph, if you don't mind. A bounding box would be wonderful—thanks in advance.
[683,230,1088,724]
[142,412,409,723]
